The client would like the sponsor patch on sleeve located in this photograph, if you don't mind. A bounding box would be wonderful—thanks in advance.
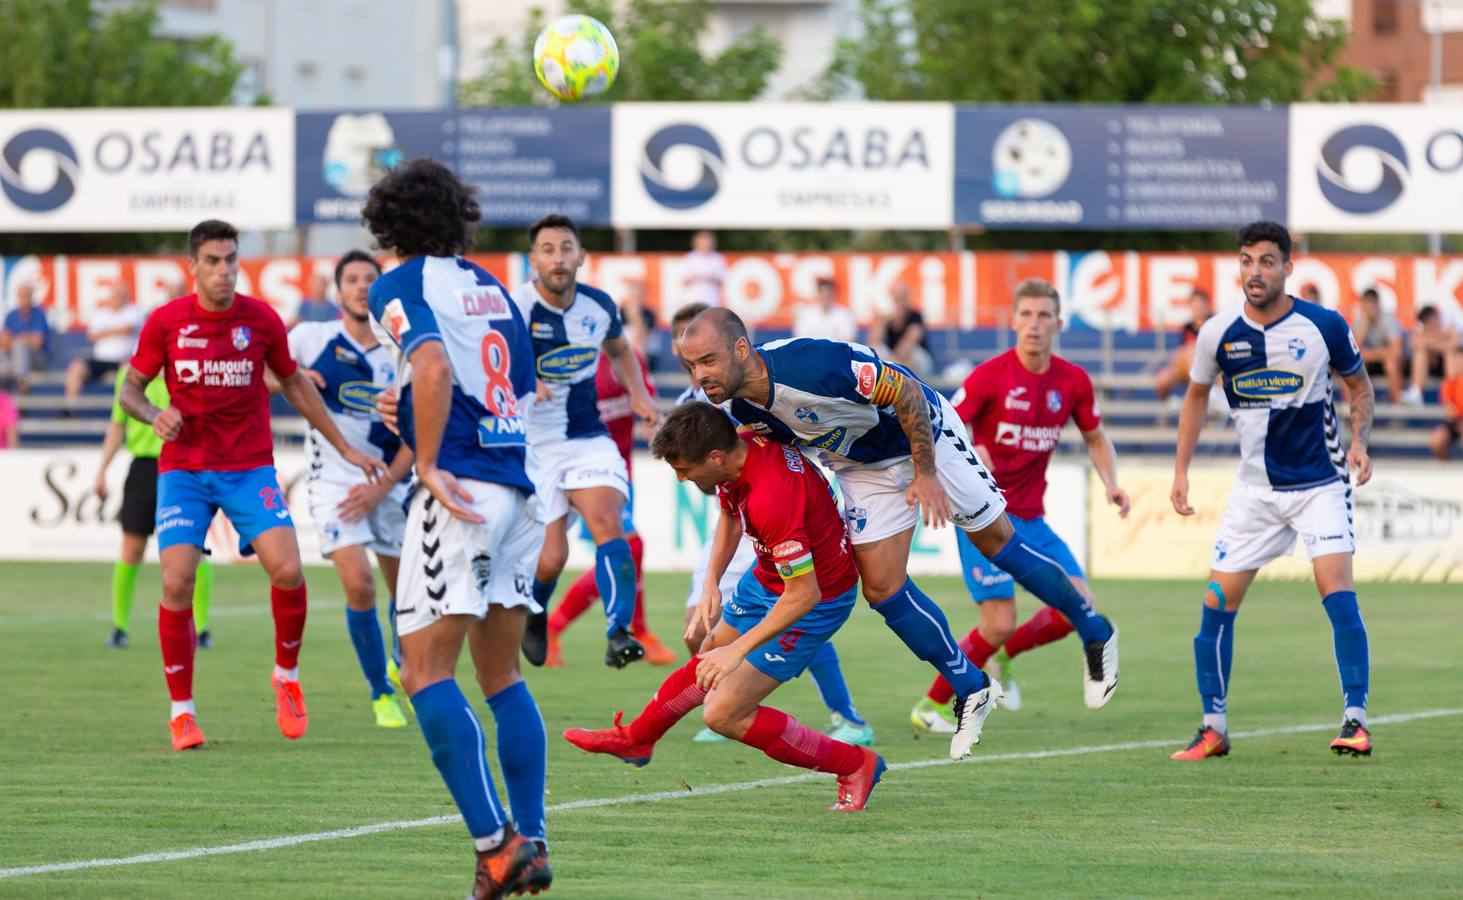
[382,298,409,344]
[851,361,877,399]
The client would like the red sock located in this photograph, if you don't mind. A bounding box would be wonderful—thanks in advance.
[1005,606,1075,659]
[627,655,707,744]
[158,605,196,702]
[271,583,308,670]
[549,571,598,636]
[628,533,648,635]
[740,706,864,776]
[927,627,998,704]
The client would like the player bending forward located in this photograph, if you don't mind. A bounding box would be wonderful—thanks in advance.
[364,160,551,898]
[564,402,886,811]
[1171,221,1376,761]
[122,219,386,752]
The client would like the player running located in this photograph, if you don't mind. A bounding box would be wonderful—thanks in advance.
[512,214,662,670]
[680,309,1118,759]
[95,364,215,651]
[363,159,550,898]
[285,250,412,728]
[912,279,1129,732]
[563,402,886,810]
[1171,220,1376,761]
[121,219,387,752]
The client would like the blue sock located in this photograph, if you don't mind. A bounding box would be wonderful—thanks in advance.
[532,578,557,612]
[387,598,402,668]
[1322,591,1369,711]
[872,579,988,697]
[1193,604,1237,716]
[594,538,636,635]
[345,606,392,699]
[989,538,1112,643]
[486,681,547,845]
[412,679,506,841]
[805,641,865,725]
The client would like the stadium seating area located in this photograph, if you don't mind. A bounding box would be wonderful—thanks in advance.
[12,324,1447,457]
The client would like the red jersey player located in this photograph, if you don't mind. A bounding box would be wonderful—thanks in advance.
[911,278,1130,733]
[563,402,885,811]
[121,219,385,751]
[544,347,678,665]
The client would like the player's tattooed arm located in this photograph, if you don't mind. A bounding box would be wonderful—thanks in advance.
[1340,367,1375,486]
[891,374,936,477]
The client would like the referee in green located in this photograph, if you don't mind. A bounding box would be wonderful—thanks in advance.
[94,365,214,649]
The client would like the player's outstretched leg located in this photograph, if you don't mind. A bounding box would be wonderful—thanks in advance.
[1322,590,1372,757]
[806,642,874,745]
[917,626,998,734]
[564,654,708,765]
[1173,582,1237,761]
[734,706,885,811]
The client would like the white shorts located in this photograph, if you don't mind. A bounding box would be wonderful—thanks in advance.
[685,534,759,608]
[395,481,546,638]
[1211,479,1354,573]
[527,435,630,524]
[834,397,1006,546]
[308,479,409,557]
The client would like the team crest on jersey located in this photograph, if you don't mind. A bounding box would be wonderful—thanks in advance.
[231,326,252,351]
[1046,389,1063,413]
[1287,337,1307,360]
[794,406,819,424]
[580,314,597,335]
[470,553,492,596]
[845,506,868,534]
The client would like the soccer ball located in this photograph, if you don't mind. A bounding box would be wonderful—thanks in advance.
[533,14,619,102]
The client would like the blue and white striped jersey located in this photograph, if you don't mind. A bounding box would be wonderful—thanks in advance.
[1190,297,1363,490]
[287,321,399,484]
[728,338,943,471]
[368,256,536,494]
[510,280,623,445]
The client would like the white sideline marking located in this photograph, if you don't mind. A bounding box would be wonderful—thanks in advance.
[3,706,1458,880]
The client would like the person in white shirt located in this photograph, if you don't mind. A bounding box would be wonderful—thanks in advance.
[681,230,727,308]
[793,278,857,343]
[65,281,144,411]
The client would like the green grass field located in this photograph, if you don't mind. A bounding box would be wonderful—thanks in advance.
[1,561,1460,898]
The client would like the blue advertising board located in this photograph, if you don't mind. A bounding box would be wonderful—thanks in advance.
[955,106,1288,230]
[296,108,612,226]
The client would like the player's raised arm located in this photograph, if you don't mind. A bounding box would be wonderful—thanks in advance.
[603,333,660,427]
[1339,367,1375,486]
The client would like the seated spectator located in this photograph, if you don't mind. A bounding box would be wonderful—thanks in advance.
[0,280,51,392]
[868,283,933,374]
[0,380,18,448]
[64,281,143,412]
[618,277,659,356]
[1155,288,1213,401]
[793,277,856,343]
[1300,282,1322,305]
[292,273,340,326]
[1430,347,1463,460]
[1352,287,1405,403]
[1403,305,1461,406]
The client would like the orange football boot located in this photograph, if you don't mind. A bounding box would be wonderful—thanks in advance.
[471,827,537,900]
[271,673,309,740]
[634,630,678,666]
[169,712,206,751]
[562,710,654,767]
[1171,725,1230,760]
[544,633,565,668]
[1330,719,1372,757]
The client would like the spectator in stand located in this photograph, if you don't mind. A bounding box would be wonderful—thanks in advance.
[1351,287,1406,403]
[0,280,50,393]
[1299,283,1322,305]
[681,229,727,308]
[292,273,340,326]
[1431,347,1463,460]
[1403,305,1462,406]
[868,283,933,375]
[64,281,143,412]
[793,277,857,343]
[1155,288,1213,401]
[0,380,18,448]
[618,278,659,356]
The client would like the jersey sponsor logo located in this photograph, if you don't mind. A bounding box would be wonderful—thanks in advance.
[531,321,556,340]
[231,326,252,351]
[174,359,201,383]
[536,344,598,381]
[1005,386,1031,410]
[338,380,383,413]
[333,345,360,364]
[457,285,512,319]
[772,540,805,556]
[176,323,207,349]
[1287,337,1307,360]
[799,426,847,451]
[851,361,877,398]
[781,446,805,472]
[1222,340,1253,359]
[1230,368,1305,399]
[995,421,1063,451]
[193,357,255,387]
[381,298,409,343]
[793,406,819,424]
[995,421,1021,446]
[1046,389,1063,413]
[477,415,527,447]
[1348,330,1361,356]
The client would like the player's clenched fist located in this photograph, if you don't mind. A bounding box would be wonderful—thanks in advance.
[152,406,183,442]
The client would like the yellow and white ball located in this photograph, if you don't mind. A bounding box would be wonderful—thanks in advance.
[533,14,619,102]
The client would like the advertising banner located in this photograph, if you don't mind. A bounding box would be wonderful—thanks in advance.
[611,102,955,229]
[1289,104,1463,233]
[955,105,1288,230]
[1088,465,1463,583]
[0,108,294,232]
[295,108,612,226]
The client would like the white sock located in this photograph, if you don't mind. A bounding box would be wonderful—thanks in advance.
[274,665,300,682]
[1344,706,1367,727]
[472,828,506,853]
[1202,713,1227,734]
[170,699,196,719]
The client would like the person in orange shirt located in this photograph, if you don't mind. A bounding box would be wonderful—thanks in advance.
[1429,347,1463,460]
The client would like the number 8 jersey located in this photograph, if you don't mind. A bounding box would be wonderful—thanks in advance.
[368,255,538,494]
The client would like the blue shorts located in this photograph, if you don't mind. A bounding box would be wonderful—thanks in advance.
[577,484,636,541]
[719,569,856,682]
[156,466,294,557]
[957,514,1084,602]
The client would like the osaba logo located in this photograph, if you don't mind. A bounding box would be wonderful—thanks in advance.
[641,123,724,210]
[1,128,80,212]
[1317,125,1409,214]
